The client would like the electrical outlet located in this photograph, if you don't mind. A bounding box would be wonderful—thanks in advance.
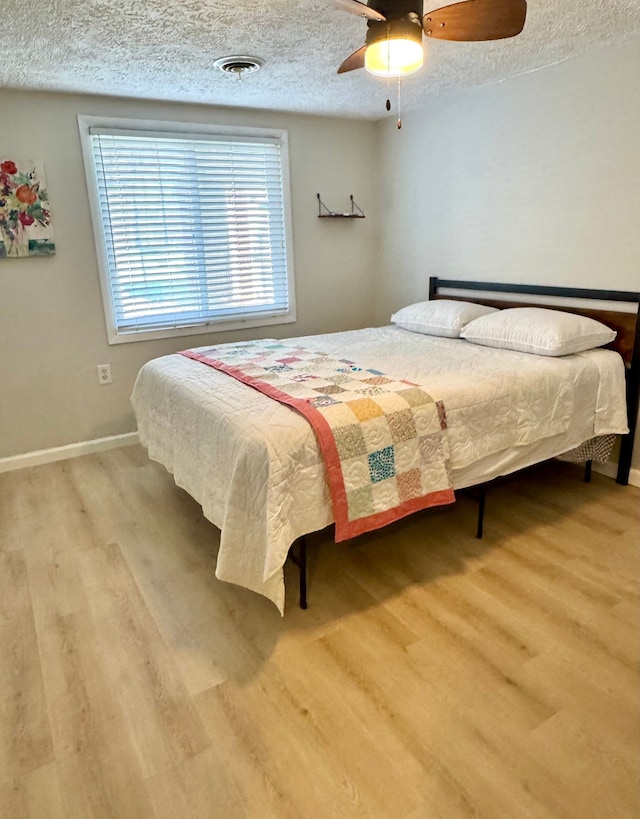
[97,364,112,384]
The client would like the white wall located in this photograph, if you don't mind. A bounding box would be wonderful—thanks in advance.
[0,91,379,459]
[3,38,639,467]
[375,35,640,313]
[375,35,640,469]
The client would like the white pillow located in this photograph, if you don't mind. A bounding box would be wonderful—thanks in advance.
[461,307,616,356]
[391,299,498,338]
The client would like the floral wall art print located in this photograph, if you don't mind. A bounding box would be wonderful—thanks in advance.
[0,159,55,259]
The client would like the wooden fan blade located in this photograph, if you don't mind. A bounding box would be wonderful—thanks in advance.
[332,0,386,22]
[338,45,367,73]
[423,0,526,41]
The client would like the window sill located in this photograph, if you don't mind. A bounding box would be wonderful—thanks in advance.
[106,311,297,345]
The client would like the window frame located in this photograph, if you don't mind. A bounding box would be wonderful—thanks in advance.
[78,115,296,345]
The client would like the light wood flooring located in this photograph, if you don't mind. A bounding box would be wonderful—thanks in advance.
[1,445,639,819]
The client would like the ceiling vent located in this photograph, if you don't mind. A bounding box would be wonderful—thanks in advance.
[214,56,264,77]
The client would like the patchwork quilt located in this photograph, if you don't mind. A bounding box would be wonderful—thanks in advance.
[181,341,455,540]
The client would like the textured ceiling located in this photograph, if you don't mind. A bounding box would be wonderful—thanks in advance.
[2,0,639,119]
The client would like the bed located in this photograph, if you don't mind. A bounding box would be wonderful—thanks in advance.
[131,278,640,613]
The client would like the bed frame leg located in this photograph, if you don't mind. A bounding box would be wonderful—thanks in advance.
[476,487,486,539]
[584,460,593,483]
[461,485,487,538]
[298,536,308,610]
[289,536,308,609]
[617,319,640,485]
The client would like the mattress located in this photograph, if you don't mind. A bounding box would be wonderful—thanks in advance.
[131,326,629,613]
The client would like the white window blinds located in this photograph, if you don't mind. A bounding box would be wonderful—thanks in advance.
[88,128,292,336]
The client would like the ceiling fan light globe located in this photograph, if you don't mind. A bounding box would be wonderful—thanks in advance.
[364,38,424,77]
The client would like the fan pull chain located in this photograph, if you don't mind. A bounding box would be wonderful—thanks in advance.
[397,77,402,129]
[384,29,392,112]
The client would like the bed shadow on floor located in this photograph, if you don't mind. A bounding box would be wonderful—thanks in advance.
[121,449,634,682]
[280,459,632,632]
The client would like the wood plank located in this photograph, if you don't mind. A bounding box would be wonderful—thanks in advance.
[21,763,66,819]
[0,449,638,819]
[0,550,53,781]
[30,607,156,819]
[77,541,212,778]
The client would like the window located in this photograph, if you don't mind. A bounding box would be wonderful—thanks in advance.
[78,117,295,344]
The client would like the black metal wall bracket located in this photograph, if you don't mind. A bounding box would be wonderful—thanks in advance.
[317,193,365,218]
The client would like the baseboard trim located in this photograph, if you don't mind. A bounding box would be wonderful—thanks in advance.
[0,432,140,474]
[593,461,640,488]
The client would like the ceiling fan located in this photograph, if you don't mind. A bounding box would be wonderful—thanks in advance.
[334,0,527,78]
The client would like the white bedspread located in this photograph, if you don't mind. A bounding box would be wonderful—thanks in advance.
[131,327,629,613]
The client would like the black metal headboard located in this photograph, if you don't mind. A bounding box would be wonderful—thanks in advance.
[428,277,640,486]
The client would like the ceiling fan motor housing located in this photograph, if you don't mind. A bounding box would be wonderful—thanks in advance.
[336,0,528,75]
[370,0,424,18]
[365,15,424,48]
